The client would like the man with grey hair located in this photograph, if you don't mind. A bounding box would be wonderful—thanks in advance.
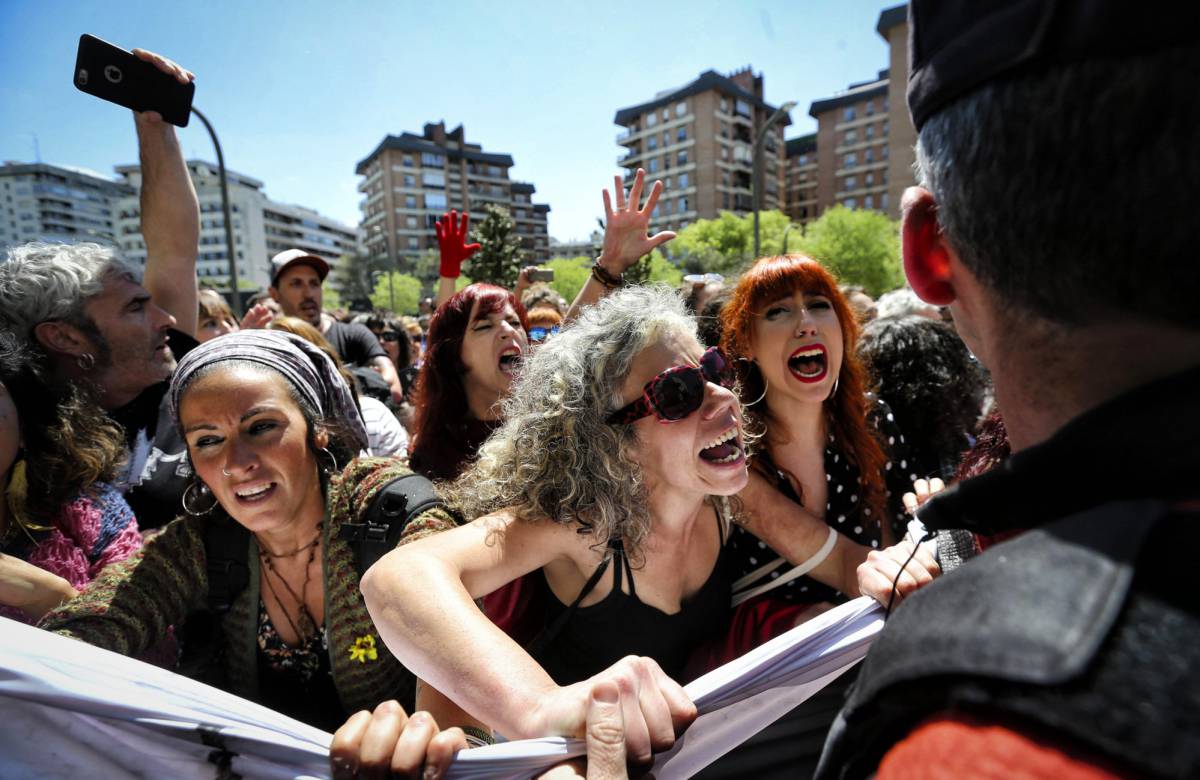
[0,49,200,529]
[816,2,1200,778]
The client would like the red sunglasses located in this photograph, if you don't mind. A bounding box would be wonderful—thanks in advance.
[607,347,735,424]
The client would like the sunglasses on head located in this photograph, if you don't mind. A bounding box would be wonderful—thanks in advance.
[607,346,734,425]
[529,325,559,343]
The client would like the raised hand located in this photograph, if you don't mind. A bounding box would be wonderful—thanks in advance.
[435,210,482,279]
[129,49,193,126]
[901,477,947,516]
[238,303,274,331]
[599,168,676,275]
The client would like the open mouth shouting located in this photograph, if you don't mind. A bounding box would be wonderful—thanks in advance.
[698,426,745,467]
[788,344,828,384]
[498,346,522,375]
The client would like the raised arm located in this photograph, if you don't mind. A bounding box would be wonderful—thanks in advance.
[131,49,200,338]
[564,168,675,325]
[433,210,481,308]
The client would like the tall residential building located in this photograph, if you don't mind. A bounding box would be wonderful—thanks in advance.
[113,160,357,290]
[808,70,893,218]
[783,134,818,224]
[0,161,133,251]
[876,4,917,218]
[613,67,791,234]
[355,122,552,268]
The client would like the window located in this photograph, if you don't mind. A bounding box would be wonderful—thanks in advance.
[845,129,857,144]
[677,127,686,142]
[865,149,874,163]
[720,97,728,113]
[646,112,657,127]
[843,107,855,121]
[425,192,447,210]
[865,173,874,186]
[721,146,729,160]
[678,150,688,165]
[845,176,857,190]
[735,99,752,118]
[866,100,875,116]
[406,216,418,228]
[678,172,689,188]
[845,198,857,209]
[403,156,415,167]
[403,174,415,187]
[408,237,419,250]
[864,195,874,209]
[489,165,503,177]
[866,125,874,140]
[422,171,445,188]
[678,197,688,213]
[675,101,687,117]
[880,193,889,209]
[421,152,445,167]
[844,153,857,168]
[648,158,659,174]
[648,135,658,151]
[405,195,417,208]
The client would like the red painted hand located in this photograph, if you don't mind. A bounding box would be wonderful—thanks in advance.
[435,210,482,279]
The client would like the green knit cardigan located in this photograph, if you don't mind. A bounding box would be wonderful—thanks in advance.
[39,457,457,719]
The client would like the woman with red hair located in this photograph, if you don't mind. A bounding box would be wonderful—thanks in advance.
[720,254,916,609]
[408,283,530,482]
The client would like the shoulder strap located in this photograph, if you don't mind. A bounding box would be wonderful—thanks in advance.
[337,472,444,575]
[203,514,252,614]
[527,551,613,657]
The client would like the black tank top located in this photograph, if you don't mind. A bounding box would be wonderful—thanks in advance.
[530,500,734,685]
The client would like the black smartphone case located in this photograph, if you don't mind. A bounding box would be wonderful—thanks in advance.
[73,34,194,127]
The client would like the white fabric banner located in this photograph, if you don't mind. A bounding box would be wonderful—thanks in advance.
[0,598,883,779]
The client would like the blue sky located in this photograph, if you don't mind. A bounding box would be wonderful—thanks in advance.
[1,0,897,242]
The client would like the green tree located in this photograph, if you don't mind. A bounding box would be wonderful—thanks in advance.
[331,252,386,306]
[370,272,423,315]
[546,256,592,303]
[796,206,904,297]
[672,210,793,276]
[625,249,684,287]
[408,248,442,292]
[468,204,525,289]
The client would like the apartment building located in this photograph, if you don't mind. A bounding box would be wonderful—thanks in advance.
[0,162,133,251]
[613,67,791,234]
[783,134,818,224]
[113,160,356,290]
[356,122,551,268]
[808,70,893,218]
[876,4,917,218]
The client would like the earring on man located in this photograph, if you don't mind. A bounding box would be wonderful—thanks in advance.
[76,353,95,371]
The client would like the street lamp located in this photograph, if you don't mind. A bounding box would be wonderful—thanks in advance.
[753,100,797,261]
[782,222,796,254]
[190,107,242,317]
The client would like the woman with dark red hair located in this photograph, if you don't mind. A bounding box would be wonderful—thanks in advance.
[408,283,530,482]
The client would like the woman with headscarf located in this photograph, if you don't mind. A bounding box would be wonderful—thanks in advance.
[39,331,466,767]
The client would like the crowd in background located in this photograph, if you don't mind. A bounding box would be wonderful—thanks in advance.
[1,3,1198,778]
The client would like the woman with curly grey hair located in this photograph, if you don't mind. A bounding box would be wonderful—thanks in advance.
[362,285,749,764]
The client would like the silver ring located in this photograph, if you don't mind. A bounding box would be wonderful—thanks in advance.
[222,468,232,477]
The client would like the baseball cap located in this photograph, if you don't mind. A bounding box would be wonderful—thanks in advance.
[270,249,330,287]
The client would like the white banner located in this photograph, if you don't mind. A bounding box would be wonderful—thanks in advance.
[0,598,883,779]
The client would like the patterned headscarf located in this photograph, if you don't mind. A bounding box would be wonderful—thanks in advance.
[169,330,368,452]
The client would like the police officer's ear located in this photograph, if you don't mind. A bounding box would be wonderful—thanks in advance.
[901,186,957,306]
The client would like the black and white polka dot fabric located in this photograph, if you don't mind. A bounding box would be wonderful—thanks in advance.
[729,397,915,605]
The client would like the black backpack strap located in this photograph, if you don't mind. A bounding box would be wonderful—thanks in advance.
[202,514,252,614]
[338,472,444,575]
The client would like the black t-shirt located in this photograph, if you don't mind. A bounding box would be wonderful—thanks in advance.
[109,328,198,530]
[323,320,386,368]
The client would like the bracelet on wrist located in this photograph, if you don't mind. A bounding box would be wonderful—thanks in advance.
[591,260,624,289]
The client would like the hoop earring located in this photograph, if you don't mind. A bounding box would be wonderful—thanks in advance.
[828,375,840,401]
[182,480,218,516]
[76,353,95,371]
[316,447,339,476]
[735,358,769,406]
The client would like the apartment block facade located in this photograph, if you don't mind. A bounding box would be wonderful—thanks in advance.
[0,162,133,251]
[356,122,551,268]
[809,70,893,218]
[114,160,357,290]
[613,67,791,234]
[876,4,917,218]
[783,134,818,224]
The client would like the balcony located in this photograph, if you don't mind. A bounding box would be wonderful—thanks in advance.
[618,150,642,167]
[616,127,638,145]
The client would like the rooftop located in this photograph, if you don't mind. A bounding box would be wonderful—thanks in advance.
[613,68,791,127]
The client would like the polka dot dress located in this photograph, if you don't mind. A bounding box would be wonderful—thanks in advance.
[729,397,916,605]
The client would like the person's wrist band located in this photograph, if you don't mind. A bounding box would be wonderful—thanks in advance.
[461,726,495,747]
[591,260,624,289]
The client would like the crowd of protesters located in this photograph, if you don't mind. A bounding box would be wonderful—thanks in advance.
[1,2,1197,777]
